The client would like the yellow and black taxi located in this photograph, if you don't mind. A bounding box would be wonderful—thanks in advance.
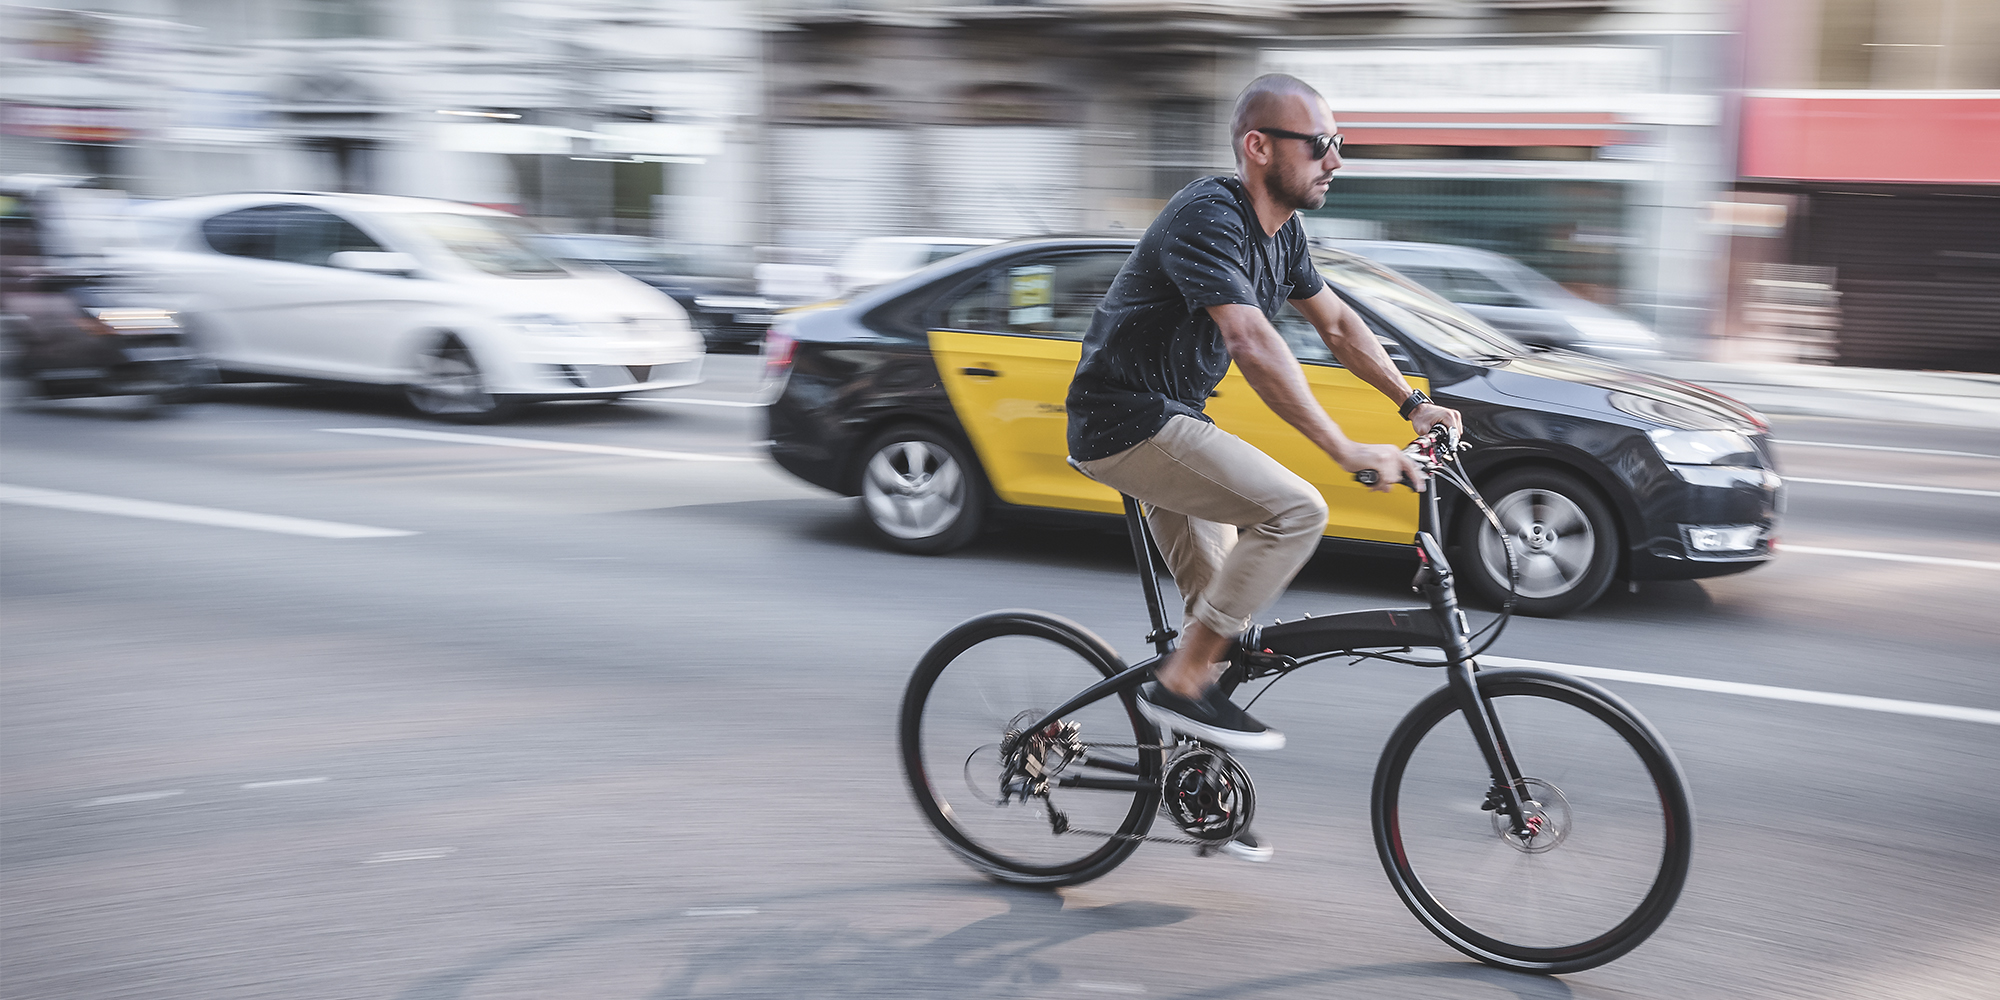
[763,237,1781,617]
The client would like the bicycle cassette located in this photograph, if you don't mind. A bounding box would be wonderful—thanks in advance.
[1162,745,1256,842]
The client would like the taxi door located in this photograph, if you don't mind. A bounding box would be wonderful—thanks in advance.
[929,251,1128,515]
[1204,309,1430,544]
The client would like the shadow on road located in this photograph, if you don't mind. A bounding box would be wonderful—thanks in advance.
[393,879,1572,999]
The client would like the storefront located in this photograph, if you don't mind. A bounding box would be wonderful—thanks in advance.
[1263,44,1726,331]
[1737,92,2000,371]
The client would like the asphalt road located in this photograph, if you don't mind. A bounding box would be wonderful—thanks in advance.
[4,357,1998,1000]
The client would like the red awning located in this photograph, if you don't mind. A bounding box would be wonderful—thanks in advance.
[1740,94,2000,185]
[1332,112,1632,148]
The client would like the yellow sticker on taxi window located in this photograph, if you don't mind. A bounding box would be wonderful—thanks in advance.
[1009,265,1053,327]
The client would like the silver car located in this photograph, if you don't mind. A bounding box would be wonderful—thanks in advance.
[1332,240,1662,360]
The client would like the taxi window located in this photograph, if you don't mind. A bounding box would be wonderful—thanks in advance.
[1275,305,1421,374]
[939,252,1126,340]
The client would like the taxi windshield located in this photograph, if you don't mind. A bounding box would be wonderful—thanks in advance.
[1313,251,1529,362]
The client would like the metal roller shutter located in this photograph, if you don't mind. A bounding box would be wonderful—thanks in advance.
[1801,190,2000,372]
[771,127,912,250]
[923,126,1081,239]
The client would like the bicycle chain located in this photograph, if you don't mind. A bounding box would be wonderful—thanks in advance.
[1040,743,1220,846]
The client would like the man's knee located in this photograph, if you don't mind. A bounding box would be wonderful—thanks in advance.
[1269,483,1327,538]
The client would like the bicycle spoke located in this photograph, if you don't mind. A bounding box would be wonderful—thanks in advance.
[1376,672,1690,971]
[904,616,1159,884]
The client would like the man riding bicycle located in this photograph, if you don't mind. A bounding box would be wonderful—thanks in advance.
[1065,74,1463,853]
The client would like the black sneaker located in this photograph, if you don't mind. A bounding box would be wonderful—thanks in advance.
[1138,683,1286,752]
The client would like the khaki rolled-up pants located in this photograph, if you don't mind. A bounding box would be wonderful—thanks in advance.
[1075,414,1328,639]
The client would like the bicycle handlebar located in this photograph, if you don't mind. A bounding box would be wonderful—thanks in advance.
[1352,424,1463,489]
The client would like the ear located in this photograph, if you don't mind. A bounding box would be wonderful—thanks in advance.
[1240,130,1271,167]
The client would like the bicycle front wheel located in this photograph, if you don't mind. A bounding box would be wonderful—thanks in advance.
[1372,667,1693,974]
[901,610,1162,886]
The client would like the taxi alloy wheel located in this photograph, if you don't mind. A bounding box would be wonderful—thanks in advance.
[1458,467,1619,618]
[858,425,984,554]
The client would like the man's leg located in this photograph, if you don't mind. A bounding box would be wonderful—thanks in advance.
[1141,507,1236,699]
[1078,415,1327,714]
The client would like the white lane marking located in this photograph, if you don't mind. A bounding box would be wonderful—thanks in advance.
[629,397,764,409]
[1782,545,2000,571]
[323,427,757,462]
[0,484,416,539]
[683,907,759,917]
[1778,440,2000,461]
[1483,656,2000,726]
[241,777,329,789]
[78,789,184,807]
[1786,476,2000,498]
[363,848,456,864]
[1075,984,1147,994]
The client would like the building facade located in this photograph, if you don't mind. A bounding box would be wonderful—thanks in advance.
[760,0,1737,344]
[1727,0,2000,371]
[1,0,764,255]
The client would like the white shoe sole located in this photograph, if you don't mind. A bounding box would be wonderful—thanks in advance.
[1138,697,1286,752]
[1221,838,1274,863]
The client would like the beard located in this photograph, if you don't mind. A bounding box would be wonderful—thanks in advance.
[1265,162,1330,212]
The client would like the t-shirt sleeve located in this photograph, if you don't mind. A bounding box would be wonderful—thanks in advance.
[1160,198,1259,311]
[1283,220,1326,300]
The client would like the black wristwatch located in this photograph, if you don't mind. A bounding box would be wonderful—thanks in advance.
[1398,389,1432,421]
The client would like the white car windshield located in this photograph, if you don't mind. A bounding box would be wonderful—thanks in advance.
[1315,253,1529,362]
[406,213,570,277]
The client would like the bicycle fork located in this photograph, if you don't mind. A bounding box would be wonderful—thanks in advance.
[1415,493,1535,840]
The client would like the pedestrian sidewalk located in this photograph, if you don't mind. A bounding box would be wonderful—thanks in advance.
[1632,360,2000,430]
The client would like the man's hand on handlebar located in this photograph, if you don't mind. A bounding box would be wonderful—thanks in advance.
[1409,401,1463,438]
[1343,442,1428,494]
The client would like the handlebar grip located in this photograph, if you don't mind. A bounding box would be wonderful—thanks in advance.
[1354,469,1418,490]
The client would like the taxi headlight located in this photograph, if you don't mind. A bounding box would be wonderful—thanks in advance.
[1648,428,1757,466]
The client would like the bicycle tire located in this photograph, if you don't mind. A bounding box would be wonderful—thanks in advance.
[900,610,1162,886]
[1371,667,1693,974]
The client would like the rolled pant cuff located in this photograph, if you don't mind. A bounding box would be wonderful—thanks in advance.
[1190,596,1250,641]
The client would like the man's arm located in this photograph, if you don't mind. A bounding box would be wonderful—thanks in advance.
[1288,286,1462,436]
[1206,303,1422,492]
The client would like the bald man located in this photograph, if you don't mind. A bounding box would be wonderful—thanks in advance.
[1066,74,1461,858]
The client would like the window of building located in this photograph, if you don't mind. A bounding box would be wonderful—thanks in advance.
[1817,0,2000,90]
[1149,98,1211,201]
[294,0,384,39]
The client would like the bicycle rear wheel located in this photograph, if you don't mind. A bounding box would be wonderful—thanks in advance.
[900,610,1162,886]
[1372,667,1693,974]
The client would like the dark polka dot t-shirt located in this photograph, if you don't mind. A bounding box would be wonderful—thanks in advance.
[1066,175,1325,462]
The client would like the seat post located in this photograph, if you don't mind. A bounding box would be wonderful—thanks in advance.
[1122,495,1178,657]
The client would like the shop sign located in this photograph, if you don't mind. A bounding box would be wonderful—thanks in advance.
[1262,47,1664,113]
[0,104,141,142]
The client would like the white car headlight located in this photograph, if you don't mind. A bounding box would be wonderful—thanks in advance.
[1648,428,1756,466]
[503,313,584,337]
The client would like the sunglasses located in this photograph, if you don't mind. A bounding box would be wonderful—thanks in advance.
[1254,128,1343,159]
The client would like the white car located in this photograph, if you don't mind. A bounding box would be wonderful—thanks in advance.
[1331,240,1664,360]
[832,236,998,296]
[120,193,704,421]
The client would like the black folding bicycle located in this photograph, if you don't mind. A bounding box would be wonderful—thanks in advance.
[899,426,1694,974]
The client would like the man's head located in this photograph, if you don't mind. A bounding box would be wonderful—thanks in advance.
[1230,73,1342,212]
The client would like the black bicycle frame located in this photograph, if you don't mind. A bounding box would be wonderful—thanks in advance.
[1006,478,1536,832]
